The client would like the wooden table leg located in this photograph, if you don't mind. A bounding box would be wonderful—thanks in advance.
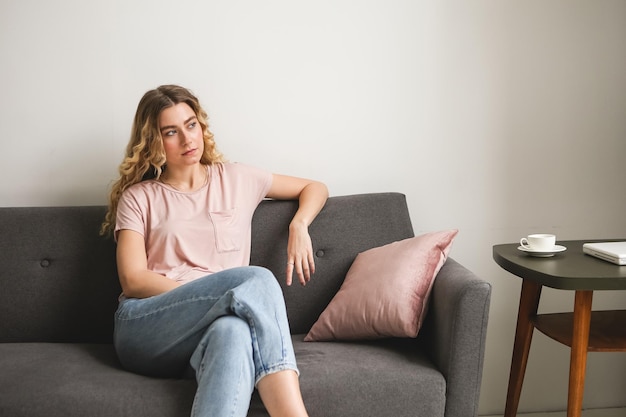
[504,279,542,417]
[567,290,593,417]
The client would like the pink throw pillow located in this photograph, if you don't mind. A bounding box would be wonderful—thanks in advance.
[304,229,458,341]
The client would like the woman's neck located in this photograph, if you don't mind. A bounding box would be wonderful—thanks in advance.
[160,164,208,192]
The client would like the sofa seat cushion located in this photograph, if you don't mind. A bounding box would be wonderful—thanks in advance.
[292,335,446,417]
[0,343,195,417]
[1,337,446,417]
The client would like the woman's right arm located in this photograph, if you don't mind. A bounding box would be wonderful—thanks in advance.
[116,229,181,299]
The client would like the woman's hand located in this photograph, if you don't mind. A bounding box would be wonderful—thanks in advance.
[266,174,328,286]
[286,220,315,286]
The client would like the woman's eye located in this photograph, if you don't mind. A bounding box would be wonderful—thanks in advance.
[165,130,176,136]
[188,122,197,129]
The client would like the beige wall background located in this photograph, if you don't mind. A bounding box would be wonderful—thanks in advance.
[1,0,625,414]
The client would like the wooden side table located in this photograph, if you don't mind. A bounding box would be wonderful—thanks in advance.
[493,240,626,417]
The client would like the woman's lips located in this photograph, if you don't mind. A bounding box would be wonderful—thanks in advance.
[182,148,197,156]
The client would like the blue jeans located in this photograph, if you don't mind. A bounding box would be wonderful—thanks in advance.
[114,266,298,417]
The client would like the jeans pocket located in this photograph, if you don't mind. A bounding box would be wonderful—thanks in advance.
[209,208,241,253]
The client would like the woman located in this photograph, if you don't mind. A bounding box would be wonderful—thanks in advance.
[101,85,328,417]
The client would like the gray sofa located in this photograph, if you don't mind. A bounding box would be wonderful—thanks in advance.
[0,192,491,417]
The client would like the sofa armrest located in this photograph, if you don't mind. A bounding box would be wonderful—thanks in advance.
[424,258,492,417]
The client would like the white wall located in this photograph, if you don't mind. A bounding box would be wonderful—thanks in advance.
[2,0,625,414]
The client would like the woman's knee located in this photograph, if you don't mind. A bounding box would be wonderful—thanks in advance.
[240,266,277,287]
[244,266,283,299]
[244,265,275,281]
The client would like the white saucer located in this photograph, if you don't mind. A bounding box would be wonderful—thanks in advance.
[517,245,567,257]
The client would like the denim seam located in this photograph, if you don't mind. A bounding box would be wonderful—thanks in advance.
[230,358,244,417]
[231,295,264,377]
[275,312,287,359]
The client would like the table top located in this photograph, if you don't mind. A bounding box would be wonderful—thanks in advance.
[493,240,626,290]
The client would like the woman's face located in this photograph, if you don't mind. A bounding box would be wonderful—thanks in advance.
[158,102,204,168]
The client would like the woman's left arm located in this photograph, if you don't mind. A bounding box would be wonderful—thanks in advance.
[266,174,329,286]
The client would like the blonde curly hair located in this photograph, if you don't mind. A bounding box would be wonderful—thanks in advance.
[101,85,224,236]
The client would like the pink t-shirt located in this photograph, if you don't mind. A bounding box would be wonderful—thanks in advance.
[115,162,272,285]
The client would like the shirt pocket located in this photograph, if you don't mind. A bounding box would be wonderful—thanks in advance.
[209,208,241,253]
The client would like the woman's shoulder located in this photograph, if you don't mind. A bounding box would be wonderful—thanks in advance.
[124,179,161,193]
[120,179,164,202]
[211,162,272,198]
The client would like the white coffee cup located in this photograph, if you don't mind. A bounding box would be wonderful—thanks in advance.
[520,234,556,251]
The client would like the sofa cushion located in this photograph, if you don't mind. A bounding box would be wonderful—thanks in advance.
[0,343,195,417]
[0,337,446,417]
[292,336,446,417]
[305,230,458,341]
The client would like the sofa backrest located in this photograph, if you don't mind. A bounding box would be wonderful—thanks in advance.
[0,192,414,342]
[251,192,414,333]
[0,206,119,343]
